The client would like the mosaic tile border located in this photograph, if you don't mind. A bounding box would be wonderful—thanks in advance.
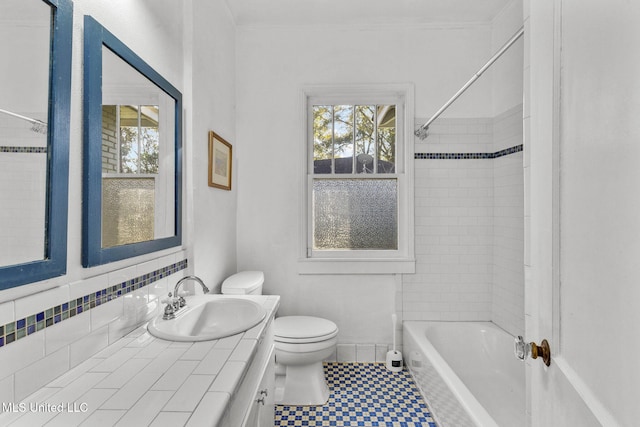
[0,146,48,154]
[0,259,187,349]
[415,144,523,160]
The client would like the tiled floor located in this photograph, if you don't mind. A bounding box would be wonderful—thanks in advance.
[274,363,437,427]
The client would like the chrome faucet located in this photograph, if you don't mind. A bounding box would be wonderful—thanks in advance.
[161,276,210,320]
[173,275,210,308]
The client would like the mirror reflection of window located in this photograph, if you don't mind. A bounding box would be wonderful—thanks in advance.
[101,47,174,249]
[101,104,159,248]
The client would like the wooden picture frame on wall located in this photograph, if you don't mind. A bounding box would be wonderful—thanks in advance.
[208,131,232,190]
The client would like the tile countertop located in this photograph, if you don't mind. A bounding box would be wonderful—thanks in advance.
[1,295,280,427]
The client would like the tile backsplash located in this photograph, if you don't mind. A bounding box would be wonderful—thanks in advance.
[0,260,186,350]
[0,252,188,403]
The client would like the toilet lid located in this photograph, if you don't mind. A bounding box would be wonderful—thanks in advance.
[274,316,338,343]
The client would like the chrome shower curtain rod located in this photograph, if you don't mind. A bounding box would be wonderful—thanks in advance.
[0,108,48,134]
[415,25,525,140]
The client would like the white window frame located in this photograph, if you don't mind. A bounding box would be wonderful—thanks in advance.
[298,84,415,275]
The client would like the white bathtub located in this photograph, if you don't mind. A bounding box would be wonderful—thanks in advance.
[403,321,525,427]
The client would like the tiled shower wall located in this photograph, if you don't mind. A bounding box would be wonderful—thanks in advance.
[0,115,48,266]
[0,252,188,404]
[404,104,524,336]
[492,106,524,336]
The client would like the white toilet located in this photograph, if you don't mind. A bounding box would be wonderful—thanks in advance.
[221,271,338,406]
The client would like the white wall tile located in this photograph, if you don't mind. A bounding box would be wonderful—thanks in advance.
[355,344,376,363]
[14,347,69,401]
[69,326,109,368]
[108,266,138,288]
[14,285,69,320]
[90,297,124,332]
[336,344,356,362]
[45,311,91,355]
[0,374,13,405]
[0,300,15,325]
[70,274,108,300]
[0,331,45,380]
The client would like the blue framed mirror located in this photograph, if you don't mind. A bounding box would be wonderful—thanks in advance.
[0,0,72,290]
[82,16,182,267]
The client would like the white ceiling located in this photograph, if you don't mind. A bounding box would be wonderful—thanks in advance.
[226,0,514,27]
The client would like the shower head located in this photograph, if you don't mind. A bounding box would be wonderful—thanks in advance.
[30,121,48,134]
[414,125,429,140]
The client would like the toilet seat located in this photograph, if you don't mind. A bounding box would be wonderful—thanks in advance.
[274,316,338,344]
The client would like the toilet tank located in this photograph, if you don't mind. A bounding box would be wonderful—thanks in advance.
[221,271,264,295]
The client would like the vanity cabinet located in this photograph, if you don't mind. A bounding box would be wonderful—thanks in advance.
[221,320,275,426]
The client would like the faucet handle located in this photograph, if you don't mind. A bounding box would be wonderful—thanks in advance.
[161,292,175,305]
[162,293,177,320]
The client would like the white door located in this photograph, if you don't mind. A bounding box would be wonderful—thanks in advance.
[526,1,640,426]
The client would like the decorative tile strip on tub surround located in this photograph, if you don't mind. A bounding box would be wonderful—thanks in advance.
[0,259,188,349]
[414,144,523,160]
[0,146,48,153]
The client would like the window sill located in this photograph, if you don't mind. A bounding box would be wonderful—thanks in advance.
[297,258,415,275]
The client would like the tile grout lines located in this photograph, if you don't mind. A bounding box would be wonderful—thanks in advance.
[275,362,437,427]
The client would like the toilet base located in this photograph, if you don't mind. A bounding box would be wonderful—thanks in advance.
[274,361,329,406]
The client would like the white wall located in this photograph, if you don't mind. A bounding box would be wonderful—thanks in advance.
[491,0,524,117]
[187,0,238,292]
[235,23,495,349]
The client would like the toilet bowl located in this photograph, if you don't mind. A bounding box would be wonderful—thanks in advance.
[221,272,339,406]
[273,315,338,405]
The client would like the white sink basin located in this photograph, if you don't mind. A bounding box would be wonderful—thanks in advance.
[147,295,266,342]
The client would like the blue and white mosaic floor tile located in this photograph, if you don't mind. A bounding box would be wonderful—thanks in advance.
[275,363,437,427]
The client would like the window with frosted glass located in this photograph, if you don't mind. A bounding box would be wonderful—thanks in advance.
[313,179,398,250]
[311,104,398,251]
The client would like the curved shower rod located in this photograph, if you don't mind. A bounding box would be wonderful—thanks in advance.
[415,25,525,140]
[0,108,48,134]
